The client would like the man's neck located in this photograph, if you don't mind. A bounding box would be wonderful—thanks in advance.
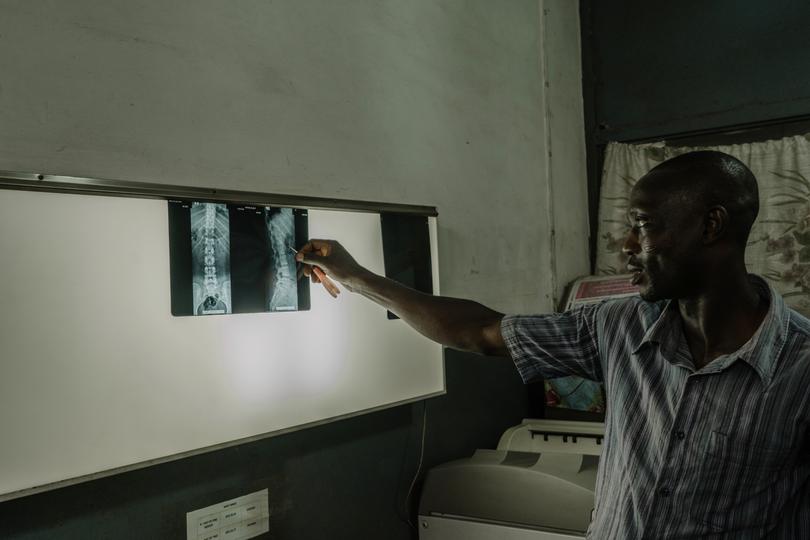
[677,271,769,370]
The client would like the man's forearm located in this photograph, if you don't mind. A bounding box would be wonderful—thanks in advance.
[350,270,505,354]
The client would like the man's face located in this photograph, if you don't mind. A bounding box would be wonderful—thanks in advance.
[622,175,705,302]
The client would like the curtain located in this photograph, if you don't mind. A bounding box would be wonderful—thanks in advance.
[595,134,810,317]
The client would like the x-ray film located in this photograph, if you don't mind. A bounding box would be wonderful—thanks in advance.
[265,208,298,310]
[169,201,309,316]
[380,213,433,320]
[191,202,231,315]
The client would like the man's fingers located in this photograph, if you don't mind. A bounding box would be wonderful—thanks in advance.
[321,278,340,298]
[297,239,332,257]
[312,267,340,298]
[298,264,312,279]
[309,239,333,257]
[295,240,341,296]
[296,251,326,266]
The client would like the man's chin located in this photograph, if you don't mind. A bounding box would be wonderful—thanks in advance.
[638,285,662,302]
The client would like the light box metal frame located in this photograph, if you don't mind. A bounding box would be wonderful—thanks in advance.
[0,170,438,217]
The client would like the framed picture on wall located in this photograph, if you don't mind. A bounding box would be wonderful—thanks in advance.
[541,275,640,421]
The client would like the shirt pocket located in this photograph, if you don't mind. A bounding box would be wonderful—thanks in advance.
[697,430,793,532]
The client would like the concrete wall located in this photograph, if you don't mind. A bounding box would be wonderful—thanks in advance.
[0,1,586,538]
[0,0,587,312]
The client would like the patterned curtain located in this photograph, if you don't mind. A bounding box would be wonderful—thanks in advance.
[595,134,810,317]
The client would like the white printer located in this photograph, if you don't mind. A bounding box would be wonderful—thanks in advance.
[418,419,604,539]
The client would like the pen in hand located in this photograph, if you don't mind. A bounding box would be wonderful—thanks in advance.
[289,245,341,298]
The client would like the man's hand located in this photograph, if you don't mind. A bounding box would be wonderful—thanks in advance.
[295,239,369,293]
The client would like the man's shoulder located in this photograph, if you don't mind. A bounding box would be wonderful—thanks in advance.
[595,295,666,329]
[787,307,810,339]
[777,308,810,377]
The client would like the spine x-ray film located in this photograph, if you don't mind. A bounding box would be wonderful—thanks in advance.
[168,201,310,316]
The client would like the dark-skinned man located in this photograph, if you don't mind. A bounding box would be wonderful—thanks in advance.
[296,150,810,538]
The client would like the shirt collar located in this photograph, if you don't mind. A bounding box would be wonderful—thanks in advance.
[632,275,788,385]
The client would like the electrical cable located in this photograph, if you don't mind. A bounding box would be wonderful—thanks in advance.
[404,399,428,530]
[396,399,428,533]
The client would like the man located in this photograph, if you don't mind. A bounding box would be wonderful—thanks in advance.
[296,151,810,538]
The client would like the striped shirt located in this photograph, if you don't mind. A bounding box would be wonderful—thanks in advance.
[500,275,810,539]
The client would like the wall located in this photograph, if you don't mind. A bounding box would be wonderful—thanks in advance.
[0,0,587,313]
[0,1,586,538]
[541,0,589,305]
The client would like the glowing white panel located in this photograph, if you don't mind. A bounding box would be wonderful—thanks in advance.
[0,189,444,500]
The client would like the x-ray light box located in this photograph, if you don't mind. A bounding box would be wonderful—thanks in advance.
[0,183,443,501]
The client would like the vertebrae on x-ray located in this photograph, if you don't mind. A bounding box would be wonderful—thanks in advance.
[267,208,297,309]
[203,204,220,299]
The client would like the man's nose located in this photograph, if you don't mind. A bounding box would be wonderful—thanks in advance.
[622,230,639,256]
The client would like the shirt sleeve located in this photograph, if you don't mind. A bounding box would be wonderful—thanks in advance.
[500,302,604,384]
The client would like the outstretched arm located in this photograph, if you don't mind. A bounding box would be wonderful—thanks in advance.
[296,239,507,356]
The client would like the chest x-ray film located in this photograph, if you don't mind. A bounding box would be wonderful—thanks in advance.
[168,201,310,316]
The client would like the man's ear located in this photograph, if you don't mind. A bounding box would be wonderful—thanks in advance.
[704,206,728,244]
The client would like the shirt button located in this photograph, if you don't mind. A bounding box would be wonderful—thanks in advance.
[675,431,685,440]
[659,487,672,497]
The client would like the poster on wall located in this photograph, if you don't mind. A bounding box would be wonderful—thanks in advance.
[168,201,310,316]
[546,275,640,414]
